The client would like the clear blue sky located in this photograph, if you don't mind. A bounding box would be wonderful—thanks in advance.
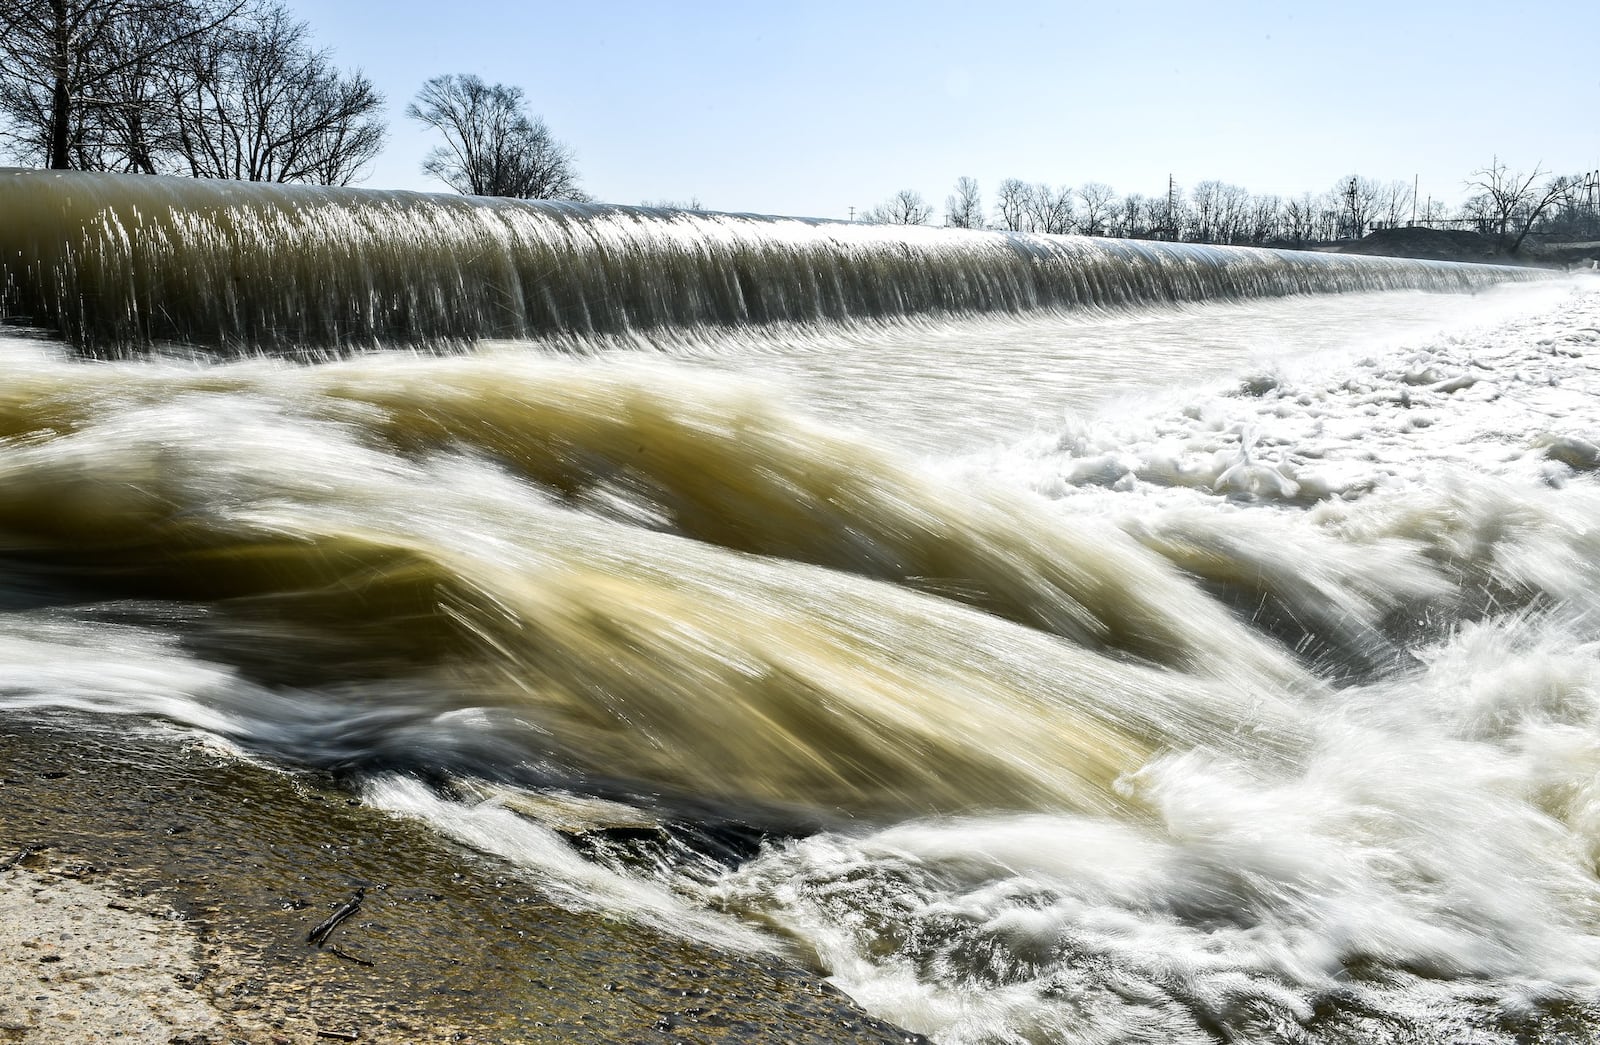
[290,0,1599,220]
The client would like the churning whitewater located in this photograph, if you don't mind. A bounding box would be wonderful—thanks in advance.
[3,170,1600,1043]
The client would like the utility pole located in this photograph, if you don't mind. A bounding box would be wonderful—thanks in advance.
[847,206,855,223]
[1166,173,1176,240]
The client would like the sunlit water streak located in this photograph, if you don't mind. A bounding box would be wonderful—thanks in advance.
[646,280,1578,453]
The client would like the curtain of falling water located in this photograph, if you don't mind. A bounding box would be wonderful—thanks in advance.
[0,168,1542,353]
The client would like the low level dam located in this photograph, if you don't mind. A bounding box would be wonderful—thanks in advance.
[0,167,1535,352]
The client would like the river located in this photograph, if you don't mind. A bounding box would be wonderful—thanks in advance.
[3,168,1599,1043]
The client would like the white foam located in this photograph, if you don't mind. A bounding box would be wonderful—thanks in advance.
[699,281,1600,1042]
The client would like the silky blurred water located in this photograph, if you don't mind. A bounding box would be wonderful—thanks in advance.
[4,170,1600,1044]
[652,280,1577,452]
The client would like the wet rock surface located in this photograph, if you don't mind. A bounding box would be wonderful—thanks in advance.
[0,713,924,1044]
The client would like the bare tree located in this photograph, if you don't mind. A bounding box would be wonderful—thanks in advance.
[1025,182,1075,234]
[1213,183,1251,243]
[1279,193,1313,245]
[1186,180,1218,242]
[67,5,189,172]
[1118,193,1147,238]
[0,0,242,170]
[640,197,704,211]
[162,1,383,184]
[1334,174,1382,239]
[944,176,983,228]
[1139,195,1165,238]
[1541,175,1599,240]
[1315,195,1342,241]
[1076,182,1117,236]
[1466,160,1574,252]
[994,177,1031,232]
[863,188,933,225]
[1374,179,1414,230]
[1143,187,1184,241]
[408,74,585,200]
[1247,194,1282,244]
[0,0,381,184]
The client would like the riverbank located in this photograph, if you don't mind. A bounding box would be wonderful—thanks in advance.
[1327,226,1600,268]
[0,714,923,1044]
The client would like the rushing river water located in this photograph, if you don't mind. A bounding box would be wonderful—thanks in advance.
[4,170,1600,1043]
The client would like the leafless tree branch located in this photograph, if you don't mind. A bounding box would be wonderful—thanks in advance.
[406,74,585,201]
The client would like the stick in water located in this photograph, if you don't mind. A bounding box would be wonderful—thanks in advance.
[0,846,35,872]
[308,886,366,946]
[329,945,375,967]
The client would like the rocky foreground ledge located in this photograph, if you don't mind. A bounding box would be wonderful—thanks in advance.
[0,715,923,1044]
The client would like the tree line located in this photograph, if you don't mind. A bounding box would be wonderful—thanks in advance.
[0,0,585,198]
[4,0,1592,252]
[864,165,1599,253]
[0,0,384,183]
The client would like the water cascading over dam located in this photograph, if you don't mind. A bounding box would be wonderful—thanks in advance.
[0,167,1538,352]
[4,169,1598,1045]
